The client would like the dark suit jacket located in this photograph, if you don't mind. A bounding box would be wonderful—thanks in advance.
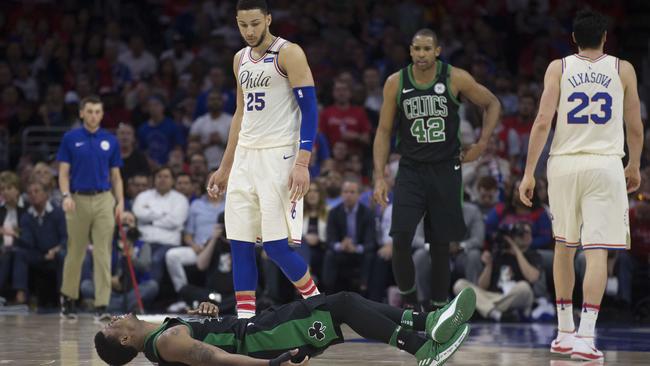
[326,202,376,254]
[0,204,27,246]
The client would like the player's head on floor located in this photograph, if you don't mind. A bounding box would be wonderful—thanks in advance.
[572,8,608,50]
[410,28,441,72]
[236,0,271,48]
[94,314,141,365]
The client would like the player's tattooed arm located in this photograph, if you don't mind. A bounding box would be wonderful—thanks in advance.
[157,326,273,365]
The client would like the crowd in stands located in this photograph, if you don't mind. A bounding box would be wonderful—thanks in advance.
[0,0,649,321]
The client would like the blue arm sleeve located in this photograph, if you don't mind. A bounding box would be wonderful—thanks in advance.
[293,86,318,152]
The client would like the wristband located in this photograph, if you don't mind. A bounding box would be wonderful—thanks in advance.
[269,350,294,366]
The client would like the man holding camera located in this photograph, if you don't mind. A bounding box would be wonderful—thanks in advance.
[453,221,542,321]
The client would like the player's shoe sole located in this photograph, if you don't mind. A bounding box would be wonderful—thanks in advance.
[426,287,476,343]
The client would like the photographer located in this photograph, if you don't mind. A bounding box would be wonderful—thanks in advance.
[80,211,158,315]
[453,221,542,321]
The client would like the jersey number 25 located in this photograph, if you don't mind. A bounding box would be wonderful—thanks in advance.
[567,91,612,124]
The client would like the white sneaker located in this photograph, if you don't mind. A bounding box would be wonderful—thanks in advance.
[167,300,188,313]
[550,330,575,355]
[571,335,604,362]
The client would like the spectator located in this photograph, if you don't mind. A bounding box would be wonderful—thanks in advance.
[132,166,189,285]
[308,132,332,178]
[499,93,537,173]
[165,178,226,312]
[137,96,184,165]
[117,123,150,184]
[189,91,232,169]
[463,135,510,201]
[80,211,158,313]
[194,67,236,118]
[320,79,372,155]
[322,178,375,293]
[125,173,150,211]
[362,67,383,126]
[57,96,124,320]
[30,161,62,207]
[176,213,236,315]
[118,35,157,81]
[453,222,542,321]
[174,172,196,202]
[485,179,553,251]
[188,152,209,186]
[0,172,27,295]
[301,182,328,280]
[160,34,194,74]
[474,176,500,216]
[13,181,66,305]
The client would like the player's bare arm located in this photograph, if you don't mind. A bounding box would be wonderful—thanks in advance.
[519,59,562,206]
[207,50,245,198]
[157,326,308,366]
[372,71,400,208]
[450,66,501,162]
[279,42,317,202]
[620,59,644,192]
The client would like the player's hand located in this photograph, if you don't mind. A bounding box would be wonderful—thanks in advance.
[624,164,641,193]
[270,349,310,366]
[289,164,310,202]
[373,178,389,208]
[207,167,229,198]
[518,174,536,207]
[62,196,76,213]
[462,141,487,163]
[187,302,219,317]
[378,243,393,260]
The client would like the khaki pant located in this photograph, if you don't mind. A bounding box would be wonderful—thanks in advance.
[453,279,534,318]
[60,191,115,306]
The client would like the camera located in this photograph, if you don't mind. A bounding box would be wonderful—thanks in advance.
[492,222,527,253]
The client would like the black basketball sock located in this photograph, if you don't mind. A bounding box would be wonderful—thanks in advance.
[389,326,428,355]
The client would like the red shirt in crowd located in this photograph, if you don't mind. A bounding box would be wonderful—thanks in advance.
[319,105,371,154]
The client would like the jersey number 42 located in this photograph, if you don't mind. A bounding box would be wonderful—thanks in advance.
[410,117,446,143]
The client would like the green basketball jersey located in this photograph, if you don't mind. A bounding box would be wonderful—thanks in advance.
[395,61,462,163]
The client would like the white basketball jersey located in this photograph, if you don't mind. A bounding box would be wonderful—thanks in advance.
[551,54,624,157]
[236,37,301,149]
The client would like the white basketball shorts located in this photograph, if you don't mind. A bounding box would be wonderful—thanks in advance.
[225,144,303,245]
[547,154,630,250]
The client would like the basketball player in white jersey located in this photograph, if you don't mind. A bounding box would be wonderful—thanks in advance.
[519,9,643,362]
[206,0,320,318]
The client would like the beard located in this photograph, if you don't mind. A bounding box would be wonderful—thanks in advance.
[246,27,267,48]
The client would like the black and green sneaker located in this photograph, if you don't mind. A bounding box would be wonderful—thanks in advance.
[426,287,476,343]
[415,323,470,366]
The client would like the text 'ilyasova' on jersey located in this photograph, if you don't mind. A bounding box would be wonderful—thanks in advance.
[237,37,301,149]
[551,54,625,157]
[395,61,462,163]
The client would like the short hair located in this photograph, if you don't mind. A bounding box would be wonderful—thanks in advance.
[26,179,47,192]
[412,28,438,45]
[79,95,103,110]
[0,171,21,191]
[477,176,498,191]
[236,0,268,14]
[94,331,138,366]
[154,166,175,179]
[175,172,191,180]
[573,9,608,49]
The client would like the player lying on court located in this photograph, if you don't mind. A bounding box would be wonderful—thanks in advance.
[95,289,476,366]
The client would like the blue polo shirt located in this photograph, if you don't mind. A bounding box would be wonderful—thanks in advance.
[57,127,123,192]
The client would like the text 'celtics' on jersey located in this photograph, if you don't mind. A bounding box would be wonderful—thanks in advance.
[395,60,462,163]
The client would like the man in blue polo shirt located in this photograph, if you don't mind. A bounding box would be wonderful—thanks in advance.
[57,95,125,320]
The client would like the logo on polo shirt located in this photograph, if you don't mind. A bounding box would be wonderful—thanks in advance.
[100,140,110,151]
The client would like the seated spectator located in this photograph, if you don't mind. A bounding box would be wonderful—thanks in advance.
[165,178,226,311]
[137,96,184,166]
[117,123,150,185]
[13,181,66,305]
[125,173,150,211]
[80,211,158,313]
[474,176,499,217]
[189,91,231,169]
[453,222,542,321]
[485,179,553,251]
[167,147,187,176]
[188,153,209,187]
[30,162,62,206]
[133,167,189,284]
[160,34,194,74]
[301,182,328,280]
[322,178,375,293]
[308,132,332,178]
[174,172,196,202]
[118,35,157,81]
[0,172,27,297]
[175,213,236,315]
[463,135,510,202]
[320,80,371,155]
